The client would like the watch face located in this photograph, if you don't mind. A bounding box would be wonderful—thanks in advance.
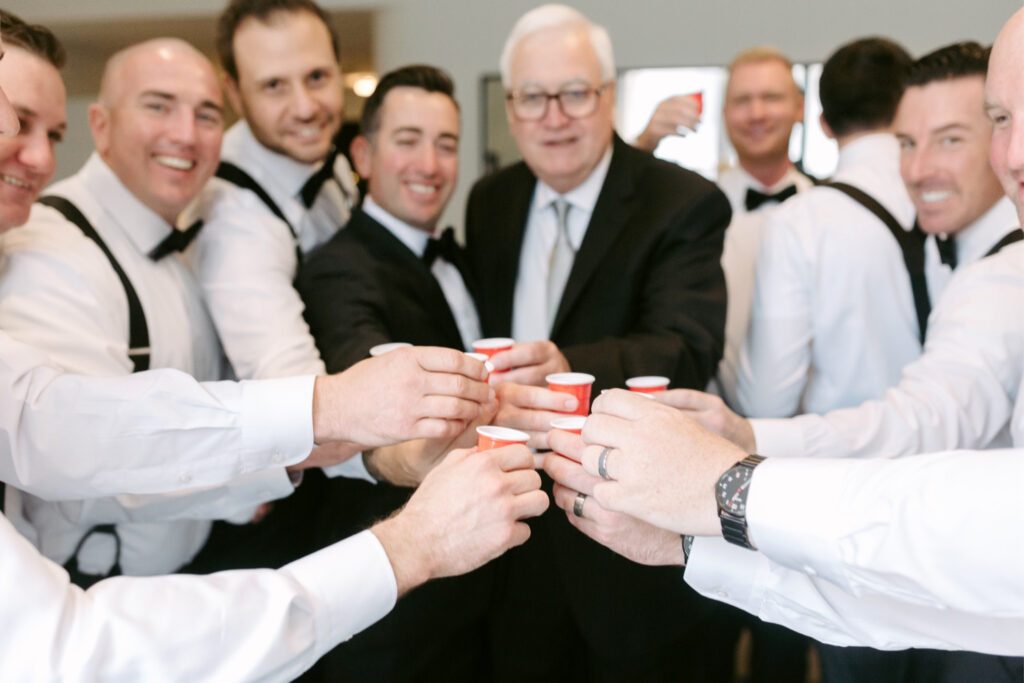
[716,464,754,515]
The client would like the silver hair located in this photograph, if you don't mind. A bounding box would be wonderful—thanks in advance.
[499,4,616,88]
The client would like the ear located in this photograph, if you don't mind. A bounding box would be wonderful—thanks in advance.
[350,135,373,179]
[819,113,834,140]
[88,102,111,156]
[222,72,244,118]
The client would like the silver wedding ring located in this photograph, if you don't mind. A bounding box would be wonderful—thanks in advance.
[573,492,586,518]
[598,446,613,480]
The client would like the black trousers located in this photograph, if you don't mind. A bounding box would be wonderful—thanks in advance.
[819,644,1023,683]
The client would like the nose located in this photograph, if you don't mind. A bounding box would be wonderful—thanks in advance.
[18,130,56,178]
[167,106,198,146]
[415,143,440,176]
[291,85,317,120]
[541,94,571,128]
[901,144,932,187]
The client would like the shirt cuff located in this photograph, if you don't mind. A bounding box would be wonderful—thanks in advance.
[322,454,375,483]
[750,418,806,458]
[281,529,398,659]
[746,458,850,581]
[240,376,316,470]
[685,536,768,613]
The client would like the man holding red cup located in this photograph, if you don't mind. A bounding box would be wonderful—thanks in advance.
[464,5,729,680]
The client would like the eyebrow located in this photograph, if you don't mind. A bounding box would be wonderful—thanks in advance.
[392,126,459,140]
[929,122,971,135]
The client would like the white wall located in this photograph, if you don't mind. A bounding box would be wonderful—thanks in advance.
[12,0,1019,228]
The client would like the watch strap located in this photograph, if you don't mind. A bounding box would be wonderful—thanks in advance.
[717,454,766,550]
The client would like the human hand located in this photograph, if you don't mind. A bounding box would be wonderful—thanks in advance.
[544,431,685,566]
[655,389,756,452]
[633,93,703,152]
[312,347,493,447]
[578,390,747,536]
[493,381,579,450]
[365,395,499,487]
[371,445,548,595]
[487,341,569,387]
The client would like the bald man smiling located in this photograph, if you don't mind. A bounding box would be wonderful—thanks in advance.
[0,38,243,586]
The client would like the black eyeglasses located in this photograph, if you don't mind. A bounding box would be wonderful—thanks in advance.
[506,83,610,121]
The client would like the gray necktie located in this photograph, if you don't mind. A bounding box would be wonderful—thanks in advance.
[546,198,574,330]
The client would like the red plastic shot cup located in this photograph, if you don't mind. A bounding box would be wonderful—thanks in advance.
[550,416,586,435]
[626,376,670,393]
[546,372,595,416]
[690,91,703,115]
[369,342,411,357]
[472,338,514,377]
[476,425,530,451]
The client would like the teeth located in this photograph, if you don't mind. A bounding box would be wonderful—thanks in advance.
[154,155,195,171]
[296,127,318,138]
[921,190,952,203]
[1,175,30,189]
[408,183,437,195]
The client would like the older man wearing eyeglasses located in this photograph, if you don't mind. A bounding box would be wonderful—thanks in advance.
[463,4,730,680]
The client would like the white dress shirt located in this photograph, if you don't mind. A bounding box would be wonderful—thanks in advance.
[923,196,1018,300]
[362,198,481,350]
[712,165,813,407]
[0,329,314,502]
[0,515,396,681]
[188,120,358,380]
[0,154,285,576]
[751,241,1023,460]
[512,146,613,343]
[736,133,921,418]
[685,449,1024,655]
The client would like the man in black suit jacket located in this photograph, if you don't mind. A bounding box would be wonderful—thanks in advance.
[465,6,731,682]
[296,65,493,683]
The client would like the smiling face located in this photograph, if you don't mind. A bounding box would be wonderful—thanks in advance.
[0,45,66,231]
[506,26,614,194]
[352,86,459,233]
[90,41,223,225]
[895,76,1003,235]
[226,10,342,164]
[723,58,803,168]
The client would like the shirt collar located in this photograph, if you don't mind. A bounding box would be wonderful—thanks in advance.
[534,144,614,216]
[220,120,326,200]
[836,132,899,173]
[363,196,435,257]
[78,153,177,255]
[952,196,1019,263]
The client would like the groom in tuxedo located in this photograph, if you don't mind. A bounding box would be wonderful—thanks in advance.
[464,5,731,682]
[296,65,489,682]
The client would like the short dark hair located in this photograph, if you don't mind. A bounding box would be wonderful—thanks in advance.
[216,0,339,81]
[904,41,989,88]
[819,37,912,138]
[0,10,66,69]
[359,64,458,138]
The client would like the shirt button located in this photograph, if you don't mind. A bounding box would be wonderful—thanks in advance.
[178,473,192,484]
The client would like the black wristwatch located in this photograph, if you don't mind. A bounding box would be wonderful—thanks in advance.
[715,454,766,550]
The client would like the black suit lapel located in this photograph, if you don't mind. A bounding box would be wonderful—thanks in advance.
[490,166,536,337]
[552,137,635,335]
[352,211,465,348]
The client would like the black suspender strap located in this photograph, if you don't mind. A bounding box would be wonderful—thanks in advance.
[37,195,151,372]
[215,161,304,265]
[823,182,931,344]
[985,228,1023,258]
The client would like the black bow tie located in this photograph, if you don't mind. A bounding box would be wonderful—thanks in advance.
[935,235,957,269]
[148,219,203,261]
[745,184,798,212]
[422,227,460,267]
[300,146,342,208]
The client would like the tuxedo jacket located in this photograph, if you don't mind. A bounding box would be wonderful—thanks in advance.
[465,136,732,677]
[465,134,730,394]
[295,208,490,682]
[297,208,467,372]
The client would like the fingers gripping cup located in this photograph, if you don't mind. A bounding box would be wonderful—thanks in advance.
[472,338,514,377]
[626,376,670,393]
[546,372,595,416]
[465,352,493,380]
[476,425,530,451]
[550,416,586,434]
